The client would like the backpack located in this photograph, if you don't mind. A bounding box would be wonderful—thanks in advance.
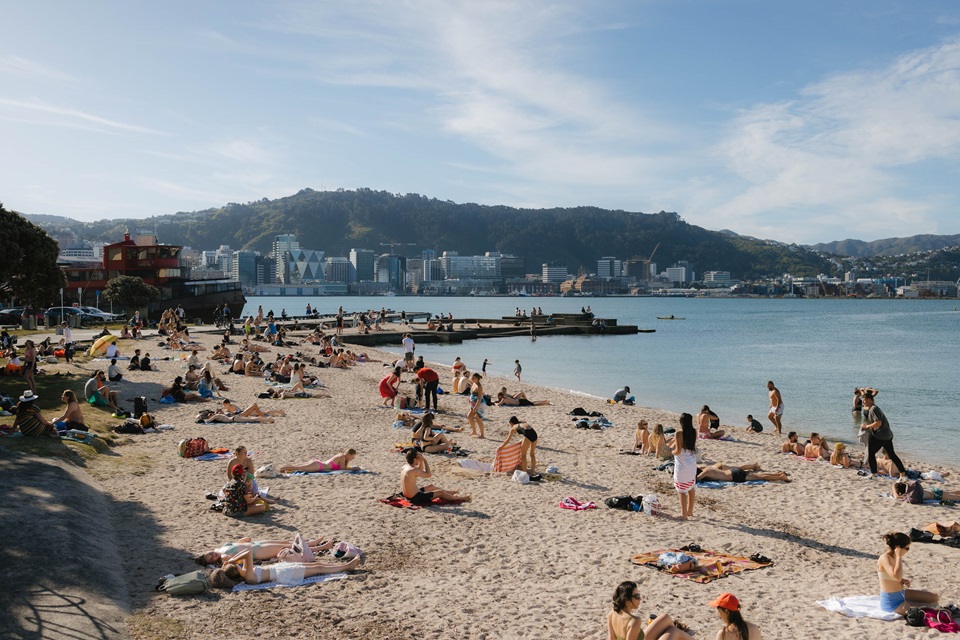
[156,570,208,595]
[177,437,209,458]
[134,396,148,418]
[604,496,638,511]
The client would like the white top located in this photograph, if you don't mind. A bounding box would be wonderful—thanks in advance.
[105,344,119,358]
[63,327,72,343]
[402,337,415,353]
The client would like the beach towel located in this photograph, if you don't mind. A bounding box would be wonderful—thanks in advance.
[629,549,772,584]
[917,608,960,632]
[558,496,597,511]
[193,451,231,461]
[379,493,467,510]
[492,441,523,473]
[232,572,348,592]
[697,480,767,489]
[816,595,902,621]
[458,459,494,473]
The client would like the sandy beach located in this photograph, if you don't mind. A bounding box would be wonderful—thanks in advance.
[2,322,958,640]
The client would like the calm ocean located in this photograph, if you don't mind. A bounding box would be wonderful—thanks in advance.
[244,296,960,466]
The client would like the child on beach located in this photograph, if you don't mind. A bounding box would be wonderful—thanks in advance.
[513,359,521,382]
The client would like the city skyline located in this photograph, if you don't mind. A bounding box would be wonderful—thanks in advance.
[3,2,960,245]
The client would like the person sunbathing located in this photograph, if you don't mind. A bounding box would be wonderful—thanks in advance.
[697,462,790,483]
[781,431,804,455]
[198,410,274,424]
[634,420,649,452]
[893,481,960,503]
[195,536,335,566]
[222,400,285,417]
[279,449,357,474]
[804,433,830,459]
[831,442,863,468]
[401,448,470,505]
[209,548,360,588]
[607,580,692,640]
[495,391,550,406]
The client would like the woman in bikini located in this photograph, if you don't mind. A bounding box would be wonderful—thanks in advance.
[195,536,335,566]
[830,442,863,468]
[606,580,692,640]
[279,449,357,474]
[634,420,649,452]
[209,548,360,588]
[495,391,550,406]
[467,373,486,438]
[504,416,538,473]
[877,531,938,613]
[648,424,670,460]
[412,413,456,453]
[710,592,762,640]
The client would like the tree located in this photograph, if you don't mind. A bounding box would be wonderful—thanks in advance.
[0,203,66,305]
[103,275,159,316]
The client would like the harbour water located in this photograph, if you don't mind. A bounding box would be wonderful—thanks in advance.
[243,296,960,466]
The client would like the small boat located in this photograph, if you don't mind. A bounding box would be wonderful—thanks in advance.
[656,315,685,320]
[638,328,656,333]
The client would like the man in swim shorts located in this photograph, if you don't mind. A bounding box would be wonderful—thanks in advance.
[401,448,469,505]
[696,462,790,483]
[767,381,783,434]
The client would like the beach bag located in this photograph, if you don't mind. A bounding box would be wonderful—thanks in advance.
[113,422,144,435]
[512,469,530,485]
[177,437,208,458]
[641,494,663,515]
[255,464,277,479]
[604,495,638,511]
[156,570,208,595]
[904,607,926,627]
[332,541,362,560]
[134,396,148,418]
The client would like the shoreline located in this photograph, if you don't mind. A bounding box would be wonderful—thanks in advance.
[2,324,958,639]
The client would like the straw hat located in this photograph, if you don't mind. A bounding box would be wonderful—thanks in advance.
[19,390,39,402]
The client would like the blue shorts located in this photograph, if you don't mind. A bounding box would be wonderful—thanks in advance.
[879,590,905,612]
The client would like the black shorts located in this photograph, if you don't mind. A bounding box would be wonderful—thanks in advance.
[409,489,434,506]
[731,468,748,483]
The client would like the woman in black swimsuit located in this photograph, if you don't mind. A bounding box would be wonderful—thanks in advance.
[505,415,538,473]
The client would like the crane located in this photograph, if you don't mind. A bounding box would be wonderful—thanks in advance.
[642,242,660,281]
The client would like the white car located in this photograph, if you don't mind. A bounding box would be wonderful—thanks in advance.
[78,306,125,322]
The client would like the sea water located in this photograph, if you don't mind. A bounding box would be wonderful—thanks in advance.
[243,296,960,466]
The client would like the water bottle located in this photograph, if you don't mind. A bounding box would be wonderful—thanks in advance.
[643,497,653,516]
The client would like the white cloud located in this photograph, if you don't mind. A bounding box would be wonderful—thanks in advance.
[0,97,164,135]
[710,37,960,241]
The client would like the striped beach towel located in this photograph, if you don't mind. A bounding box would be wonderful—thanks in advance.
[673,450,697,493]
[492,441,523,473]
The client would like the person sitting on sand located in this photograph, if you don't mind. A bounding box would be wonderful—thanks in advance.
[877,531,939,613]
[495,390,551,406]
[183,364,201,390]
[401,448,470,505]
[697,462,790,483]
[13,390,57,438]
[166,376,207,402]
[226,445,278,503]
[209,548,360,588]
[211,343,231,361]
[222,464,268,517]
[54,390,86,432]
[606,580,692,640]
[830,442,863,468]
[649,423,670,460]
[244,356,263,377]
[279,449,357,474]
[230,353,246,374]
[195,536,335,566]
[697,405,725,439]
[781,432,804,456]
[84,370,123,414]
[745,415,763,433]
[893,480,960,504]
[635,420,649,451]
[710,592,762,640]
[412,413,457,453]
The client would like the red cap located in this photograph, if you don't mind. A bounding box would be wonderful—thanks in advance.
[231,464,246,479]
[708,593,740,611]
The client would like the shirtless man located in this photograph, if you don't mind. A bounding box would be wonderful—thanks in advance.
[767,381,784,434]
[400,449,469,505]
[697,462,790,483]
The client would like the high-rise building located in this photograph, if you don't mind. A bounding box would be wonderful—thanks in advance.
[377,254,406,291]
[541,263,569,283]
[350,248,376,282]
[597,256,622,279]
[272,234,301,283]
[286,250,326,283]
[323,257,351,283]
[440,251,500,279]
[232,250,260,287]
[665,266,688,285]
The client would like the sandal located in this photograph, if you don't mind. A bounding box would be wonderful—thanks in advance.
[679,544,702,552]
[749,553,772,564]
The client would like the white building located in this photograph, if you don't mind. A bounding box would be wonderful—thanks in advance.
[665,266,688,285]
[541,264,569,283]
[703,271,734,287]
[440,251,501,279]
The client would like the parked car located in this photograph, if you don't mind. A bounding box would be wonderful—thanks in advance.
[0,307,45,326]
[44,307,101,326]
[78,306,125,322]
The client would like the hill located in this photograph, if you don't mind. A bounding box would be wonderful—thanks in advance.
[811,234,960,257]
[23,188,836,279]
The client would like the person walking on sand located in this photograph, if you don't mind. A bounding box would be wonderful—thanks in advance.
[766,381,783,434]
[513,359,522,382]
[862,389,907,480]
[671,413,698,519]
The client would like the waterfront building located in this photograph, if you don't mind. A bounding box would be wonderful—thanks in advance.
[541,263,569,283]
[349,248,376,282]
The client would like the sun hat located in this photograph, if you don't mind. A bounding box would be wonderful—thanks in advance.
[19,390,39,402]
[708,592,740,611]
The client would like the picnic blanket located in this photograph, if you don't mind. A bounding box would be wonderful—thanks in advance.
[816,595,901,621]
[459,459,494,473]
[697,480,767,489]
[379,493,467,510]
[492,441,522,473]
[232,571,348,592]
[630,549,772,584]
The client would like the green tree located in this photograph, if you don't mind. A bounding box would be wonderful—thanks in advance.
[103,275,159,316]
[0,203,66,305]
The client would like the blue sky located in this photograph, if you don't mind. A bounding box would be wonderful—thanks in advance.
[2,1,959,245]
